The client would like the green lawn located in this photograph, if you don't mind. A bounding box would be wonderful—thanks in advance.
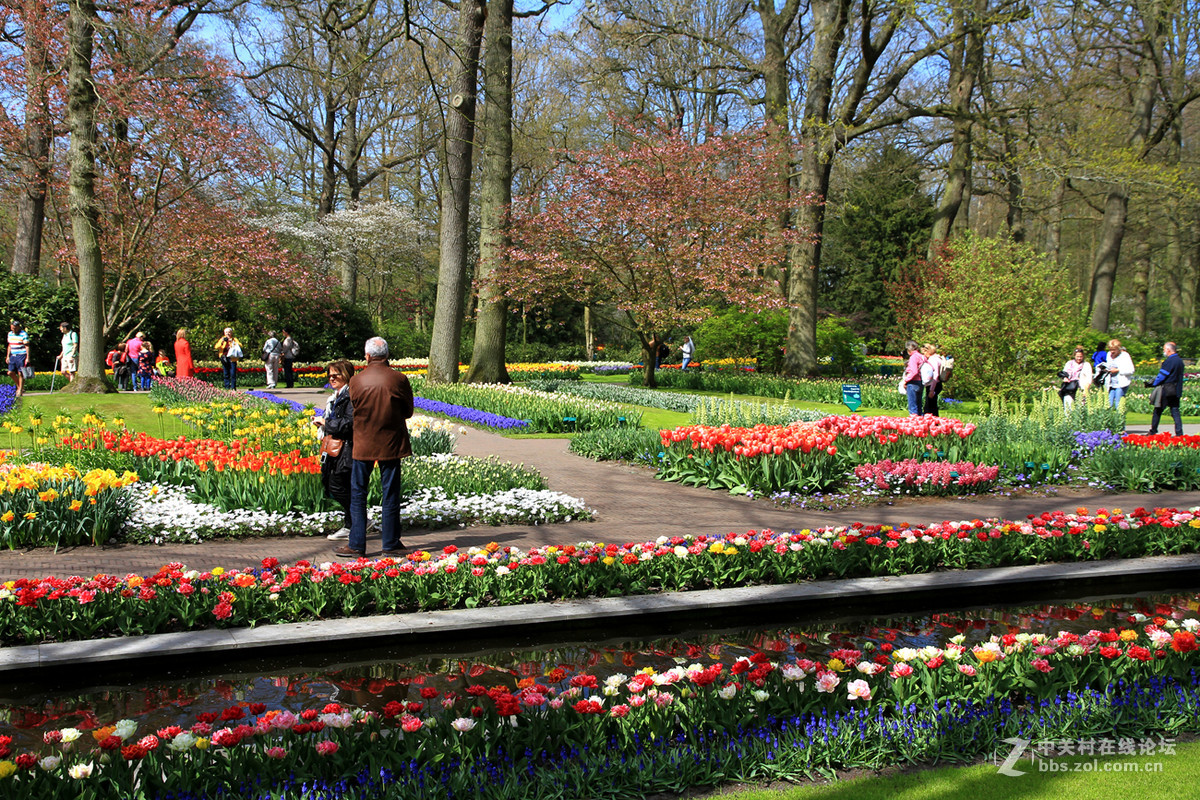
[12,392,175,437]
[702,741,1199,800]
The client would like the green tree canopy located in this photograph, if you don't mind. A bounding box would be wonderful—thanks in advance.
[820,146,934,350]
[917,234,1087,400]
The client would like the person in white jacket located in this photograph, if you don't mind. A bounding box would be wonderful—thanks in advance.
[1103,338,1136,409]
[1059,347,1093,413]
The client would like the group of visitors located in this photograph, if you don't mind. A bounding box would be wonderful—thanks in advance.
[902,340,950,416]
[260,329,300,390]
[1062,338,1184,435]
[105,332,173,391]
[8,323,299,393]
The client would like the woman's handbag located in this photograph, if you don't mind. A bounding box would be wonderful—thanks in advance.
[319,436,344,460]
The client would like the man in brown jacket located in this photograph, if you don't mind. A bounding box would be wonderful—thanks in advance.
[333,336,414,558]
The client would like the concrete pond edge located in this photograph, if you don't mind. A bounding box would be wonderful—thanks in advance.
[4,553,1200,678]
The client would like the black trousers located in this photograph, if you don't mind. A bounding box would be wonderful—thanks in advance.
[322,463,352,527]
[283,358,296,388]
[1150,402,1184,436]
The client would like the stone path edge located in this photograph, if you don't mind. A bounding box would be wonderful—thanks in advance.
[4,553,1199,679]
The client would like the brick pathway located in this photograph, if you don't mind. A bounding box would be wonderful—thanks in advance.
[5,388,1200,580]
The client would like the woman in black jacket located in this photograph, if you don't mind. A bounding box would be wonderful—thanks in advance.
[316,360,355,540]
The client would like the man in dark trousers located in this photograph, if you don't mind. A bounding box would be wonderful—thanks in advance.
[1146,341,1186,436]
[334,336,414,558]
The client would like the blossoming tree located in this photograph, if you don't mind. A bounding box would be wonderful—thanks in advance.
[500,124,810,387]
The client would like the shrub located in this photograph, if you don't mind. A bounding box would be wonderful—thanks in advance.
[693,307,787,372]
[916,234,1087,400]
[569,427,661,464]
[815,315,865,375]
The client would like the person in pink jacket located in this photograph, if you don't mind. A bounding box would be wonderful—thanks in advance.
[902,340,926,416]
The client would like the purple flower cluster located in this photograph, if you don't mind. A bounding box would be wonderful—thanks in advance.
[1073,430,1124,457]
[414,397,529,430]
[0,383,17,416]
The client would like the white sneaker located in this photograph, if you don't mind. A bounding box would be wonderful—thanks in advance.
[326,527,350,541]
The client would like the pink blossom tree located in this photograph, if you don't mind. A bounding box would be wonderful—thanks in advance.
[501,124,810,387]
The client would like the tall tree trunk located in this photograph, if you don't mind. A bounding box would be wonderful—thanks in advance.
[1163,119,1192,329]
[584,305,594,360]
[927,0,983,259]
[427,0,485,384]
[1132,238,1151,335]
[1003,125,1024,243]
[757,0,802,297]
[65,0,111,392]
[784,0,846,376]
[1088,2,1164,332]
[1046,178,1067,267]
[11,0,52,276]
[1088,189,1130,332]
[784,154,831,376]
[466,0,513,385]
[319,85,337,217]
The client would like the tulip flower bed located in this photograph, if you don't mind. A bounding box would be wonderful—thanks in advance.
[1124,433,1200,450]
[411,379,639,432]
[852,459,1000,496]
[658,422,843,494]
[150,376,260,407]
[0,463,138,549]
[815,414,977,462]
[655,417,988,497]
[4,620,1200,798]
[6,506,1200,646]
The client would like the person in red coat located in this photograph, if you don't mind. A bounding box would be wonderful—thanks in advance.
[333,336,413,559]
[174,328,194,379]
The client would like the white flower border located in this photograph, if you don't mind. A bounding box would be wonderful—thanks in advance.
[123,482,593,545]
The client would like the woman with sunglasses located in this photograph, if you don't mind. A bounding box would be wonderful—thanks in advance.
[316,360,356,540]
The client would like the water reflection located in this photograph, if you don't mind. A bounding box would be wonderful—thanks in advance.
[2,590,1196,750]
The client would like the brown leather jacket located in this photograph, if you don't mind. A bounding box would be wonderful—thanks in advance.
[348,360,414,461]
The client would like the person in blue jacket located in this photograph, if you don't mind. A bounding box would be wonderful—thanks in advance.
[1146,341,1185,436]
[1091,341,1109,386]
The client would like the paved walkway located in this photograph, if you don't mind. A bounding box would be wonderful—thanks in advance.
[5,388,1200,580]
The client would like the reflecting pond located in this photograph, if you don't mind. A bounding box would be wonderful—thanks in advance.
[3,587,1197,751]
